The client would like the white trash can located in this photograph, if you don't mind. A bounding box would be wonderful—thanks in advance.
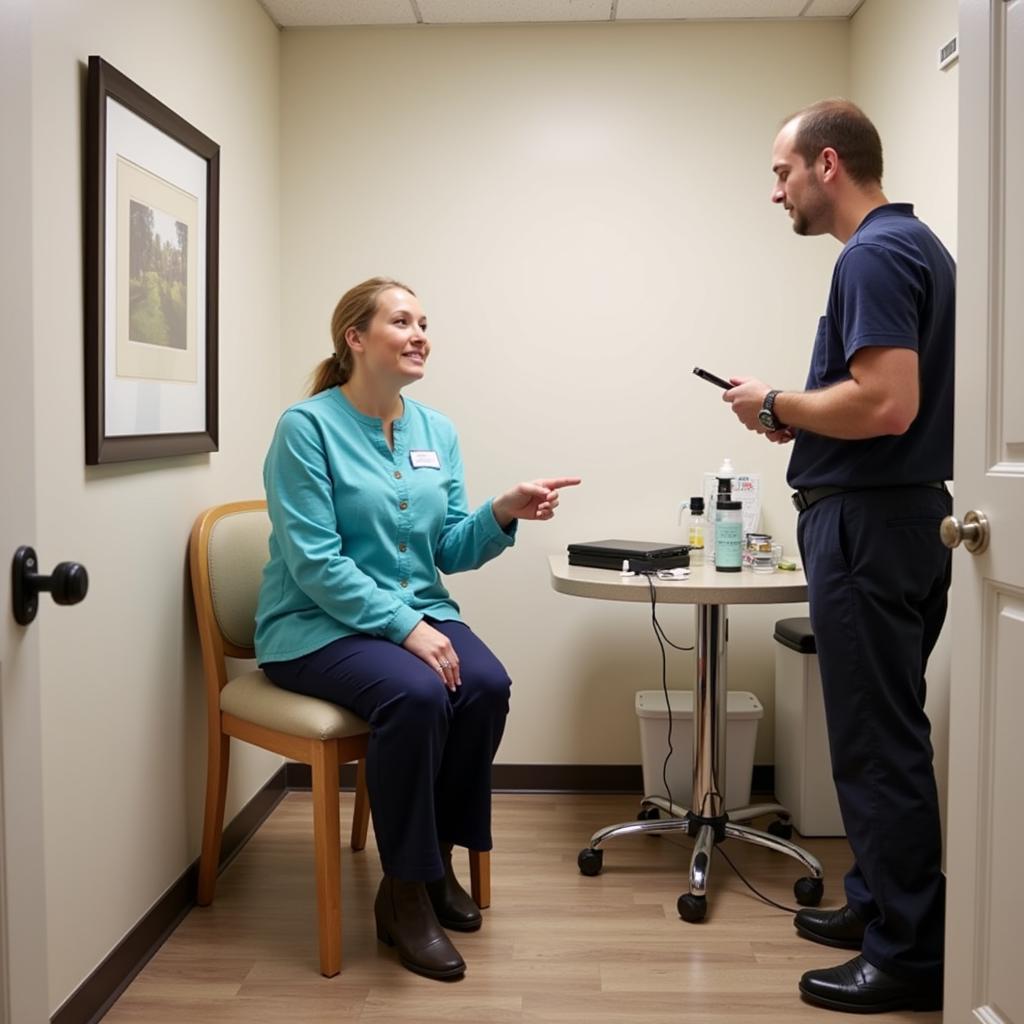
[773,617,845,836]
[635,690,762,811]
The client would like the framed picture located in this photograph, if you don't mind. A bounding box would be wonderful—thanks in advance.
[85,56,219,464]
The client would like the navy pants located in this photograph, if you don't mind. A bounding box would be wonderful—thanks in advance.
[797,485,951,985]
[262,619,511,881]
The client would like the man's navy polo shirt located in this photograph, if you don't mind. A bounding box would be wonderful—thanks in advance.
[787,203,956,490]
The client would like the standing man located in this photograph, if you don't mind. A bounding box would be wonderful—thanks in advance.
[725,99,953,1014]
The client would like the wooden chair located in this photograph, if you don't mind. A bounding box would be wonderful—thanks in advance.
[188,500,490,977]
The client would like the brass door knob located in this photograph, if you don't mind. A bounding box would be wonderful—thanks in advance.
[940,510,989,555]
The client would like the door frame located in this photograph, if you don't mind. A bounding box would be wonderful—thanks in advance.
[0,0,50,1020]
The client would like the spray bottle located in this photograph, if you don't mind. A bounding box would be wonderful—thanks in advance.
[715,457,736,500]
[704,458,736,561]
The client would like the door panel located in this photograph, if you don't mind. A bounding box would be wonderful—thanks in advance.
[986,594,1024,1010]
[945,2,1024,1021]
[1004,1,1023,447]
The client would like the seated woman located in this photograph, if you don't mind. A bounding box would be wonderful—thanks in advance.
[254,277,578,981]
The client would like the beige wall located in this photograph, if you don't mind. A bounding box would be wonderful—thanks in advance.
[279,20,849,769]
[30,0,281,1011]
[851,0,959,253]
[849,0,959,820]
[277,3,958,776]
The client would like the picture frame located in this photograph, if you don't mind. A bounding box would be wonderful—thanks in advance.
[85,56,219,464]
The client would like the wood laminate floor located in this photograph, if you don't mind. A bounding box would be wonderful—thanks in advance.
[104,792,940,1023]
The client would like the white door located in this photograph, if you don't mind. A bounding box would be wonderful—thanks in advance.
[0,0,50,1021]
[944,1,1024,1021]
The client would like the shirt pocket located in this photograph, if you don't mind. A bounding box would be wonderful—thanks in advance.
[807,316,829,389]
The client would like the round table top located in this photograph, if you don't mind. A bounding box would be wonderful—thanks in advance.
[548,555,808,606]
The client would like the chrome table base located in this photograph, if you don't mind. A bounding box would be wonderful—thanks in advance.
[577,603,824,921]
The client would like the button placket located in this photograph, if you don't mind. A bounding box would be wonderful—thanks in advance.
[391,435,412,594]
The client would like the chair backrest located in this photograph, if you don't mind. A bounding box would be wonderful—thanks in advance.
[189,501,270,687]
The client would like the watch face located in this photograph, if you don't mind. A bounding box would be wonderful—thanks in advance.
[758,409,776,430]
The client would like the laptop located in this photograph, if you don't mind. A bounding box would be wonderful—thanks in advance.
[567,539,690,572]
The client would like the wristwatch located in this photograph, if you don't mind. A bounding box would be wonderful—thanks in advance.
[757,389,784,431]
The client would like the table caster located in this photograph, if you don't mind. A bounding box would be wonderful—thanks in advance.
[577,848,603,876]
[794,876,824,906]
[677,892,707,922]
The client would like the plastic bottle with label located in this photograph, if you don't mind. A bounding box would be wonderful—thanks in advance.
[705,458,734,560]
[714,499,743,572]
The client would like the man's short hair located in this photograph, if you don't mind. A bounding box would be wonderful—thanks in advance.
[786,99,883,186]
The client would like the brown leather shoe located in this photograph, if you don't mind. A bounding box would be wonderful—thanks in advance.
[374,876,466,980]
[426,844,482,932]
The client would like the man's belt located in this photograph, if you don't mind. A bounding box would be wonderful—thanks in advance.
[792,480,947,513]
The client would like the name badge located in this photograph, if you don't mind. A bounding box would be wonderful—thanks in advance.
[409,450,441,470]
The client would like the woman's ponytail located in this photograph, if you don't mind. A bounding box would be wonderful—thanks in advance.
[309,352,349,396]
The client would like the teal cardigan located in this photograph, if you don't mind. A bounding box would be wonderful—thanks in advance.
[254,387,516,664]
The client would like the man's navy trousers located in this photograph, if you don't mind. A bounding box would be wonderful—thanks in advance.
[797,483,951,984]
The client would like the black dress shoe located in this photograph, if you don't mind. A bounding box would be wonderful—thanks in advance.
[426,844,482,932]
[799,955,943,1014]
[795,904,866,949]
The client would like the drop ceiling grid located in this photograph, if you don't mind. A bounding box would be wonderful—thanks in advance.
[260,0,863,27]
[417,0,615,23]
[616,0,807,20]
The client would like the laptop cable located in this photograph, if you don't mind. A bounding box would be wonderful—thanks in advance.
[642,572,803,916]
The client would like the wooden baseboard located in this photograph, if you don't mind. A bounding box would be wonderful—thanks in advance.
[285,761,649,793]
[285,762,776,797]
[51,765,289,1024]
[53,760,776,1023]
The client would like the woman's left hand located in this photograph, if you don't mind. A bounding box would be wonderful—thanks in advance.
[492,477,581,528]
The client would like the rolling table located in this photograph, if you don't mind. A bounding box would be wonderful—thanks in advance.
[548,555,825,921]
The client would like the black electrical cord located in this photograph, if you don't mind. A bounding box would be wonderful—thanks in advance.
[641,572,726,814]
[642,571,693,652]
[642,573,727,815]
[642,572,800,915]
[714,844,803,914]
[641,572,683,815]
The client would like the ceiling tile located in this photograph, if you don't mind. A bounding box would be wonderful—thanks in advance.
[616,0,805,20]
[259,0,418,27]
[417,0,613,24]
[803,0,863,15]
